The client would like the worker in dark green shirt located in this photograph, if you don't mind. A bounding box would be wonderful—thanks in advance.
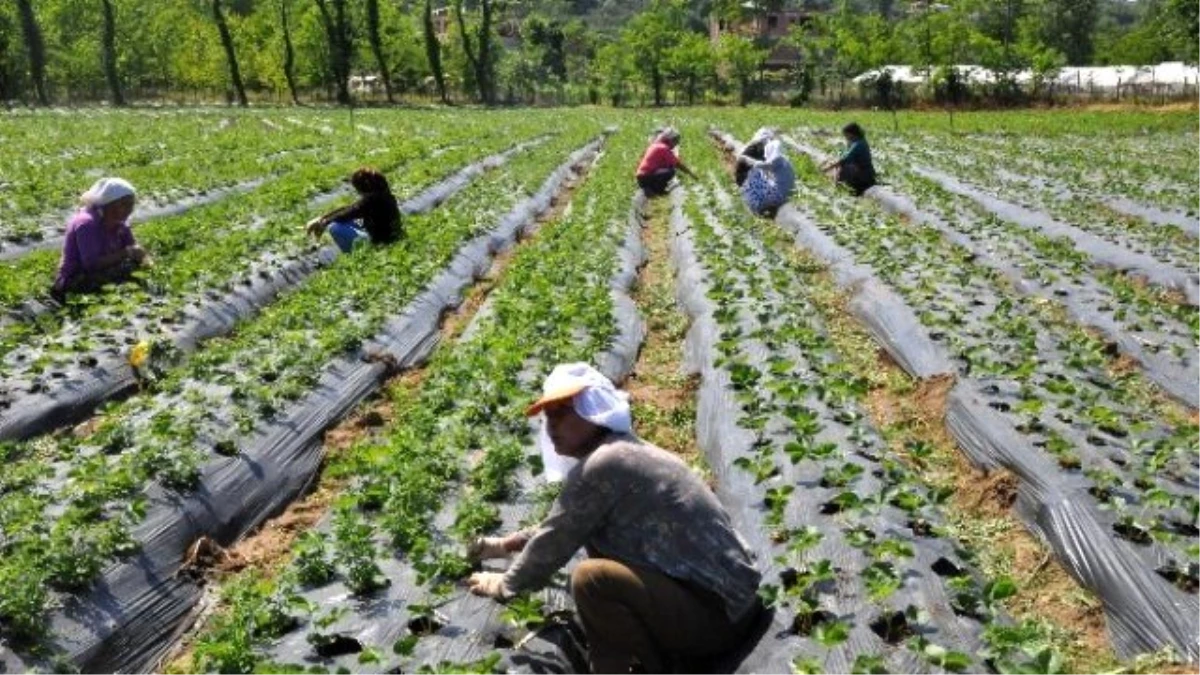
[821,122,877,196]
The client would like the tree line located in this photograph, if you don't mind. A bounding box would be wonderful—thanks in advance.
[0,0,1195,107]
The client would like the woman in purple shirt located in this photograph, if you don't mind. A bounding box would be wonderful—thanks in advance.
[52,178,149,301]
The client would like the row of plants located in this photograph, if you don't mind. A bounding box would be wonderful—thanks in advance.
[0,112,348,243]
[751,135,1198,598]
[675,135,1064,672]
[0,131,549,437]
[0,118,543,367]
[179,126,645,675]
[814,133,1197,407]
[954,130,1199,214]
[0,126,602,646]
[876,132,1198,271]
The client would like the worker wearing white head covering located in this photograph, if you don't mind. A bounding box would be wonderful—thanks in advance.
[526,362,632,481]
[53,177,146,299]
[739,134,794,217]
[747,126,776,146]
[468,364,763,673]
[80,177,137,208]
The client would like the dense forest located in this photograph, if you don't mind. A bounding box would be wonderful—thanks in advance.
[0,0,1196,106]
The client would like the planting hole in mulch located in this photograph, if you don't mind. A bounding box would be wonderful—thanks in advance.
[407,614,445,636]
[779,567,800,590]
[1112,521,1153,545]
[791,609,838,637]
[1156,563,1200,594]
[1165,519,1200,537]
[908,518,936,537]
[869,610,913,644]
[819,499,847,515]
[311,634,362,658]
[931,557,965,578]
[493,634,515,649]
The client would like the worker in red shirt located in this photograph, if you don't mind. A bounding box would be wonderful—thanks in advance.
[635,127,696,197]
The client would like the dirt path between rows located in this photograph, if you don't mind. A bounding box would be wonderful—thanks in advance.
[624,196,706,479]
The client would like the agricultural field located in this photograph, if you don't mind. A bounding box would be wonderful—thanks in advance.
[0,106,1195,674]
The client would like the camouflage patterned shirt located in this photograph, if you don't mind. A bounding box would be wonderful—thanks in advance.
[503,434,762,621]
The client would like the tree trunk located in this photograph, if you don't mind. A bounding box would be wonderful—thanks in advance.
[453,0,482,102]
[281,0,300,104]
[332,0,352,104]
[423,0,447,103]
[314,0,351,104]
[365,0,394,103]
[100,0,125,105]
[476,0,494,104]
[15,0,49,105]
[212,0,248,107]
[651,67,662,106]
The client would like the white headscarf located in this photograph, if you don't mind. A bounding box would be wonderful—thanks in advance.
[764,138,784,163]
[534,363,632,482]
[81,178,136,208]
[749,127,776,146]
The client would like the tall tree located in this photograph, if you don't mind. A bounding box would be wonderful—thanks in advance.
[453,0,495,104]
[623,1,684,106]
[100,0,125,105]
[423,0,448,102]
[593,39,634,105]
[718,34,767,105]
[15,0,48,105]
[1171,0,1200,60]
[313,0,352,104]
[365,0,394,102]
[666,31,716,105]
[0,10,14,103]
[212,0,248,106]
[280,0,300,104]
[477,0,495,103]
[1032,0,1099,65]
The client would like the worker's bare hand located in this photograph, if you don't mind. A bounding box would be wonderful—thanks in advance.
[127,245,147,264]
[468,533,528,561]
[468,537,510,561]
[467,572,510,599]
[305,217,326,238]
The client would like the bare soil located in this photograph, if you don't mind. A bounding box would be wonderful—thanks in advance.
[625,196,705,473]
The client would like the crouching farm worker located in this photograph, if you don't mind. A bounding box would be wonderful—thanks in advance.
[736,128,796,218]
[635,127,697,197]
[821,122,877,196]
[52,177,149,301]
[467,363,763,673]
[306,168,401,253]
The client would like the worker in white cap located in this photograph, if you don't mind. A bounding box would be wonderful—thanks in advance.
[52,177,148,300]
[467,362,762,673]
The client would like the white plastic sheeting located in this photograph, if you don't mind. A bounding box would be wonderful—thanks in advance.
[853,61,1200,92]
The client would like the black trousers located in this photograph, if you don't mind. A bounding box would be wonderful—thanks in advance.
[837,163,876,196]
[637,168,676,197]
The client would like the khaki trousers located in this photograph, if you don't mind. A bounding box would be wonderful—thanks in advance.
[570,558,754,674]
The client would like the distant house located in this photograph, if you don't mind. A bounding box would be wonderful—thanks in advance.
[350,74,383,95]
[709,4,811,69]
